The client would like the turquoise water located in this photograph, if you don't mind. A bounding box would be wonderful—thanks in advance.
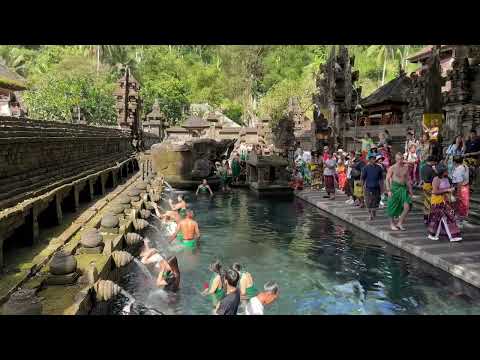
[113,189,480,315]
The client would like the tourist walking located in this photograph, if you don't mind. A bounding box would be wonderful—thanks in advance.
[245,281,279,315]
[344,152,355,204]
[451,156,470,226]
[232,263,258,301]
[202,260,226,305]
[361,154,384,220]
[445,135,464,177]
[427,164,462,242]
[216,269,241,315]
[337,158,347,192]
[323,157,337,200]
[352,152,365,207]
[418,133,432,184]
[196,179,213,196]
[421,156,437,225]
[406,143,419,186]
[386,152,413,231]
[464,129,480,188]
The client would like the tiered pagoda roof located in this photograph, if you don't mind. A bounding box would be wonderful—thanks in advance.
[361,71,412,108]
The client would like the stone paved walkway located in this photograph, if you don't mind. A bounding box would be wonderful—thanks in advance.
[296,189,480,289]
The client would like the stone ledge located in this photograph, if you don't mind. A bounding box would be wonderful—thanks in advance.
[297,189,480,289]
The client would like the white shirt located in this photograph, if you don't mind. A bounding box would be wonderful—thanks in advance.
[245,296,264,315]
[302,151,311,163]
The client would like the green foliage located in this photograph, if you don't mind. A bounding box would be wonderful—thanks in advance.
[1,44,427,127]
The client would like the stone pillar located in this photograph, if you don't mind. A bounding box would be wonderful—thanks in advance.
[73,185,80,212]
[32,206,40,244]
[100,174,107,195]
[112,170,118,188]
[55,193,63,225]
[0,235,4,268]
[88,179,95,200]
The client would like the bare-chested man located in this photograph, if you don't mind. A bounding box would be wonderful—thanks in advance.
[169,194,187,211]
[170,210,200,248]
[385,152,413,231]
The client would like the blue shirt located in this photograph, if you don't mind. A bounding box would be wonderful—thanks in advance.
[361,164,383,191]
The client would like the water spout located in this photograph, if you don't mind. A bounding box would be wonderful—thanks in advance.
[133,258,155,283]
[120,289,136,315]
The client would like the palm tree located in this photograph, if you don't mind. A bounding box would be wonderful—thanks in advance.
[366,45,398,85]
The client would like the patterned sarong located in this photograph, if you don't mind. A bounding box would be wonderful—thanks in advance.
[456,184,470,218]
[324,175,335,194]
[422,182,432,216]
[428,202,460,237]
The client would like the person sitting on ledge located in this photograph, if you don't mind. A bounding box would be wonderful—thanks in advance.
[245,281,279,315]
[196,179,213,196]
[170,210,200,248]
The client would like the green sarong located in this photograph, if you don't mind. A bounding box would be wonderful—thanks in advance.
[232,160,241,177]
[245,285,258,299]
[180,239,197,248]
[176,233,184,241]
[386,181,412,218]
[209,275,225,301]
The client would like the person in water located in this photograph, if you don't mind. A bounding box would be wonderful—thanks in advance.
[196,179,213,196]
[152,202,181,224]
[386,152,413,231]
[170,210,200,248]
[245,281,279,315]
[169,194,187,211]
[155,255,180,292]
[216,268,240,315]
[232,263,258,301]
[140,238,163,265]
[202,260,226,304]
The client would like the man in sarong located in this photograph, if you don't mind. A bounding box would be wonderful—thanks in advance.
[170,210,200,248]
[421,156,436,225]
[386,152,413,231]
[323,157,337,200]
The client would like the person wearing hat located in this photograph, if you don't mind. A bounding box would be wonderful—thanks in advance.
[367,144,379,161]
[427,163,462,242]
[421,156,437,224]
[361,153,384,220]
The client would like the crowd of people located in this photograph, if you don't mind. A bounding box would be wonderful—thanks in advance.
[289,127,480,242]
[139,177,279,315]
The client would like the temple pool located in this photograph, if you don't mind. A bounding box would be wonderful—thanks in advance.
[112,189,480,315]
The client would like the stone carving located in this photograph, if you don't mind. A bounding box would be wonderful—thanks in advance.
[80,229,103,248]
[93,280,121,302]
[136,182,148,191]
[140,209,151,219]
[127,189,142,197]
[108,204,125,216]
[101,213,120,228]
[151,138,235,189]
[313,45,359,149]
[111,251,134,268]
[133,219,149,231]
[49,250,77,275]
[125,232,143,246]
[1,289,42,315]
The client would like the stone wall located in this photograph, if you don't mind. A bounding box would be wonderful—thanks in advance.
[0,116,134,211]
